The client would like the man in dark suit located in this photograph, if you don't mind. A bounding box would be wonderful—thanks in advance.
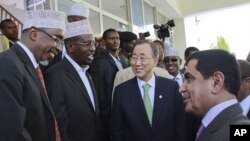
[0,10,65,141]
[89,28,128,139]
[180,50,250,141]
[112,40,187,141]
[45,20,106,141]
[237,59,250,119]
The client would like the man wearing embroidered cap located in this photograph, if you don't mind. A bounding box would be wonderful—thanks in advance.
[164,47,184,87]
[45,2,90,71]
[45,19,107,141]
[0,10,65,141]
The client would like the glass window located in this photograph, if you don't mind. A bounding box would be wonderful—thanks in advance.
[103,15,128,31]
[58,0,74,16]
[102,0,128,21]
[131,0,143,28]
[89,10,101,34]
[158,12,167,24]
[84,0,99,7]
[143,2,154,37]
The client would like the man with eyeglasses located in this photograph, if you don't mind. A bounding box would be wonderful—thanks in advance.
[164,47,184,87]
[0,10,65,141]
[112,40,187,141]
[44,20,108,141]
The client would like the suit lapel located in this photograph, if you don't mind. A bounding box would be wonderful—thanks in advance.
[151,76,164,129]
[86,72,99,114]
[12,45,53,114]
[105,52,119,70]
[63,59,96,112]
[129,78,152,128]
[198,104,243,141]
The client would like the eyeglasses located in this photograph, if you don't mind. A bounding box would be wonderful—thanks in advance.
[37,28,64,48]
[130,56,153,63]
[68,40,95,49]
[164,58,178,63]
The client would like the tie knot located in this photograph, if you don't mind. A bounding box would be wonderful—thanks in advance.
[143,83,151,91]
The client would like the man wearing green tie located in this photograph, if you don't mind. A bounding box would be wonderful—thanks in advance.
[112,40,187,141]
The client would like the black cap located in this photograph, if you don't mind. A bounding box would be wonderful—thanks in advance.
[118,31,137,42]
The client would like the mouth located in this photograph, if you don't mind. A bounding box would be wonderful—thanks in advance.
[87,54,94,61]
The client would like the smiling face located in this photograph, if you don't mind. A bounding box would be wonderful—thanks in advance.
[180,59,213,118]
[131,43,158,81]
[31,28,64,62]
[164,56,182,76]
[66,34,95,67]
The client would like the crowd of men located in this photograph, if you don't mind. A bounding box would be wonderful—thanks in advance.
[0,2,250,141]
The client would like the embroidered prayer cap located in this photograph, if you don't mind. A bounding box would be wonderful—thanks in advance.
[64,19,93,39]
[69,3,89,18]
[23,10,66,32]
[164,47,181,59]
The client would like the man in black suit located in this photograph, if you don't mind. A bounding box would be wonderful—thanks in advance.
[237,59,250,119]
[0,10,65,141]
[89,28,128,139]
[45,20,106,141]
[112,40,187,141]
[180,50,250,141]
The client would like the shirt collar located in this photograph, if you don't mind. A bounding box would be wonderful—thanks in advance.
[202,99,238,127]
[17,41,38,68]
[137,73,156,89]
[65,54,89,72]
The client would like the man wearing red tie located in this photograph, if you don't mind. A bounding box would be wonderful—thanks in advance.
[0,10,65,141]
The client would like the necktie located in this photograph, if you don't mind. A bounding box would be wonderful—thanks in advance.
[196,123,205,140]
[143,83,152,125]
[36,66,61,141]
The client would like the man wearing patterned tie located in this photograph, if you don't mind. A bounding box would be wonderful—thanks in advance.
[45,20,107,141]
[237,60,250,119]
[0,10,65,141]
[112,40,187,141]
[180,50,250,141]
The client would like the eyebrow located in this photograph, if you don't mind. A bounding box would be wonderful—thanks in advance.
[184,72,195,79]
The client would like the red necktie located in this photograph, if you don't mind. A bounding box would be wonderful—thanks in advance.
[36,66,61,141]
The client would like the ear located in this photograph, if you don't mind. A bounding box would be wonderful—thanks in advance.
[66,43,75,54]
[179,59,182,65]
[29,27,38,41]
[211,71,225,94]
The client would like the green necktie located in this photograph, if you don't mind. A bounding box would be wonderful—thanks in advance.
[143,83,152,125]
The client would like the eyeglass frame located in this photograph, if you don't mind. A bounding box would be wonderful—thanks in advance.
[130,55,154,63]
[37,28,64,48]
[67,40,96,49]
[163,57,179,63]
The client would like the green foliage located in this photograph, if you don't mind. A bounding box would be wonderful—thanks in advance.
[210,36,230,52]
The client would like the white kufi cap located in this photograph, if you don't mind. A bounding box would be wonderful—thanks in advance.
[69,3,89,18]
[23,10,66,31]
[164,47,180,58]
[65,19,93,39]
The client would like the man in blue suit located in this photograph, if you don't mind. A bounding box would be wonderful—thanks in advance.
[112,40,187,141]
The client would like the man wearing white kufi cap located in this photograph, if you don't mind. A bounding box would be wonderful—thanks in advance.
[0,10,65,141]
[45,19,107,141]
[164,47,184,87]
[45,2,90,71]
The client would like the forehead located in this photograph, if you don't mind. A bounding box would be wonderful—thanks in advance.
[133,43,152,56]
[106,31,119,37]
[46,28,65,39]
[78,34,93,40]
[186,59,202,77]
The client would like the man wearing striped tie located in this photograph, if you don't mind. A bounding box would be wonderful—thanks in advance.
[0,10,65,141]
[112,40,187,141]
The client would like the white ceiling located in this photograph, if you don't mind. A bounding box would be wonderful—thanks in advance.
[148,0,250,19]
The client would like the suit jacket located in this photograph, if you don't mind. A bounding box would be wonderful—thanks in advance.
[197,103,250,141]
[88,51,128,138]
[45,58,106,141]
[0,44,56,141]
[112,76,187,141]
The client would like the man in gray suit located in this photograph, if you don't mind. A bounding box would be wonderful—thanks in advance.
[180,50,250,141]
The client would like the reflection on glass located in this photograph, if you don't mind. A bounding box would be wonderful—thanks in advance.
[102,0,128,20]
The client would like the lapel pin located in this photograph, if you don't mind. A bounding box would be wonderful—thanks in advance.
[159,95,162,99]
